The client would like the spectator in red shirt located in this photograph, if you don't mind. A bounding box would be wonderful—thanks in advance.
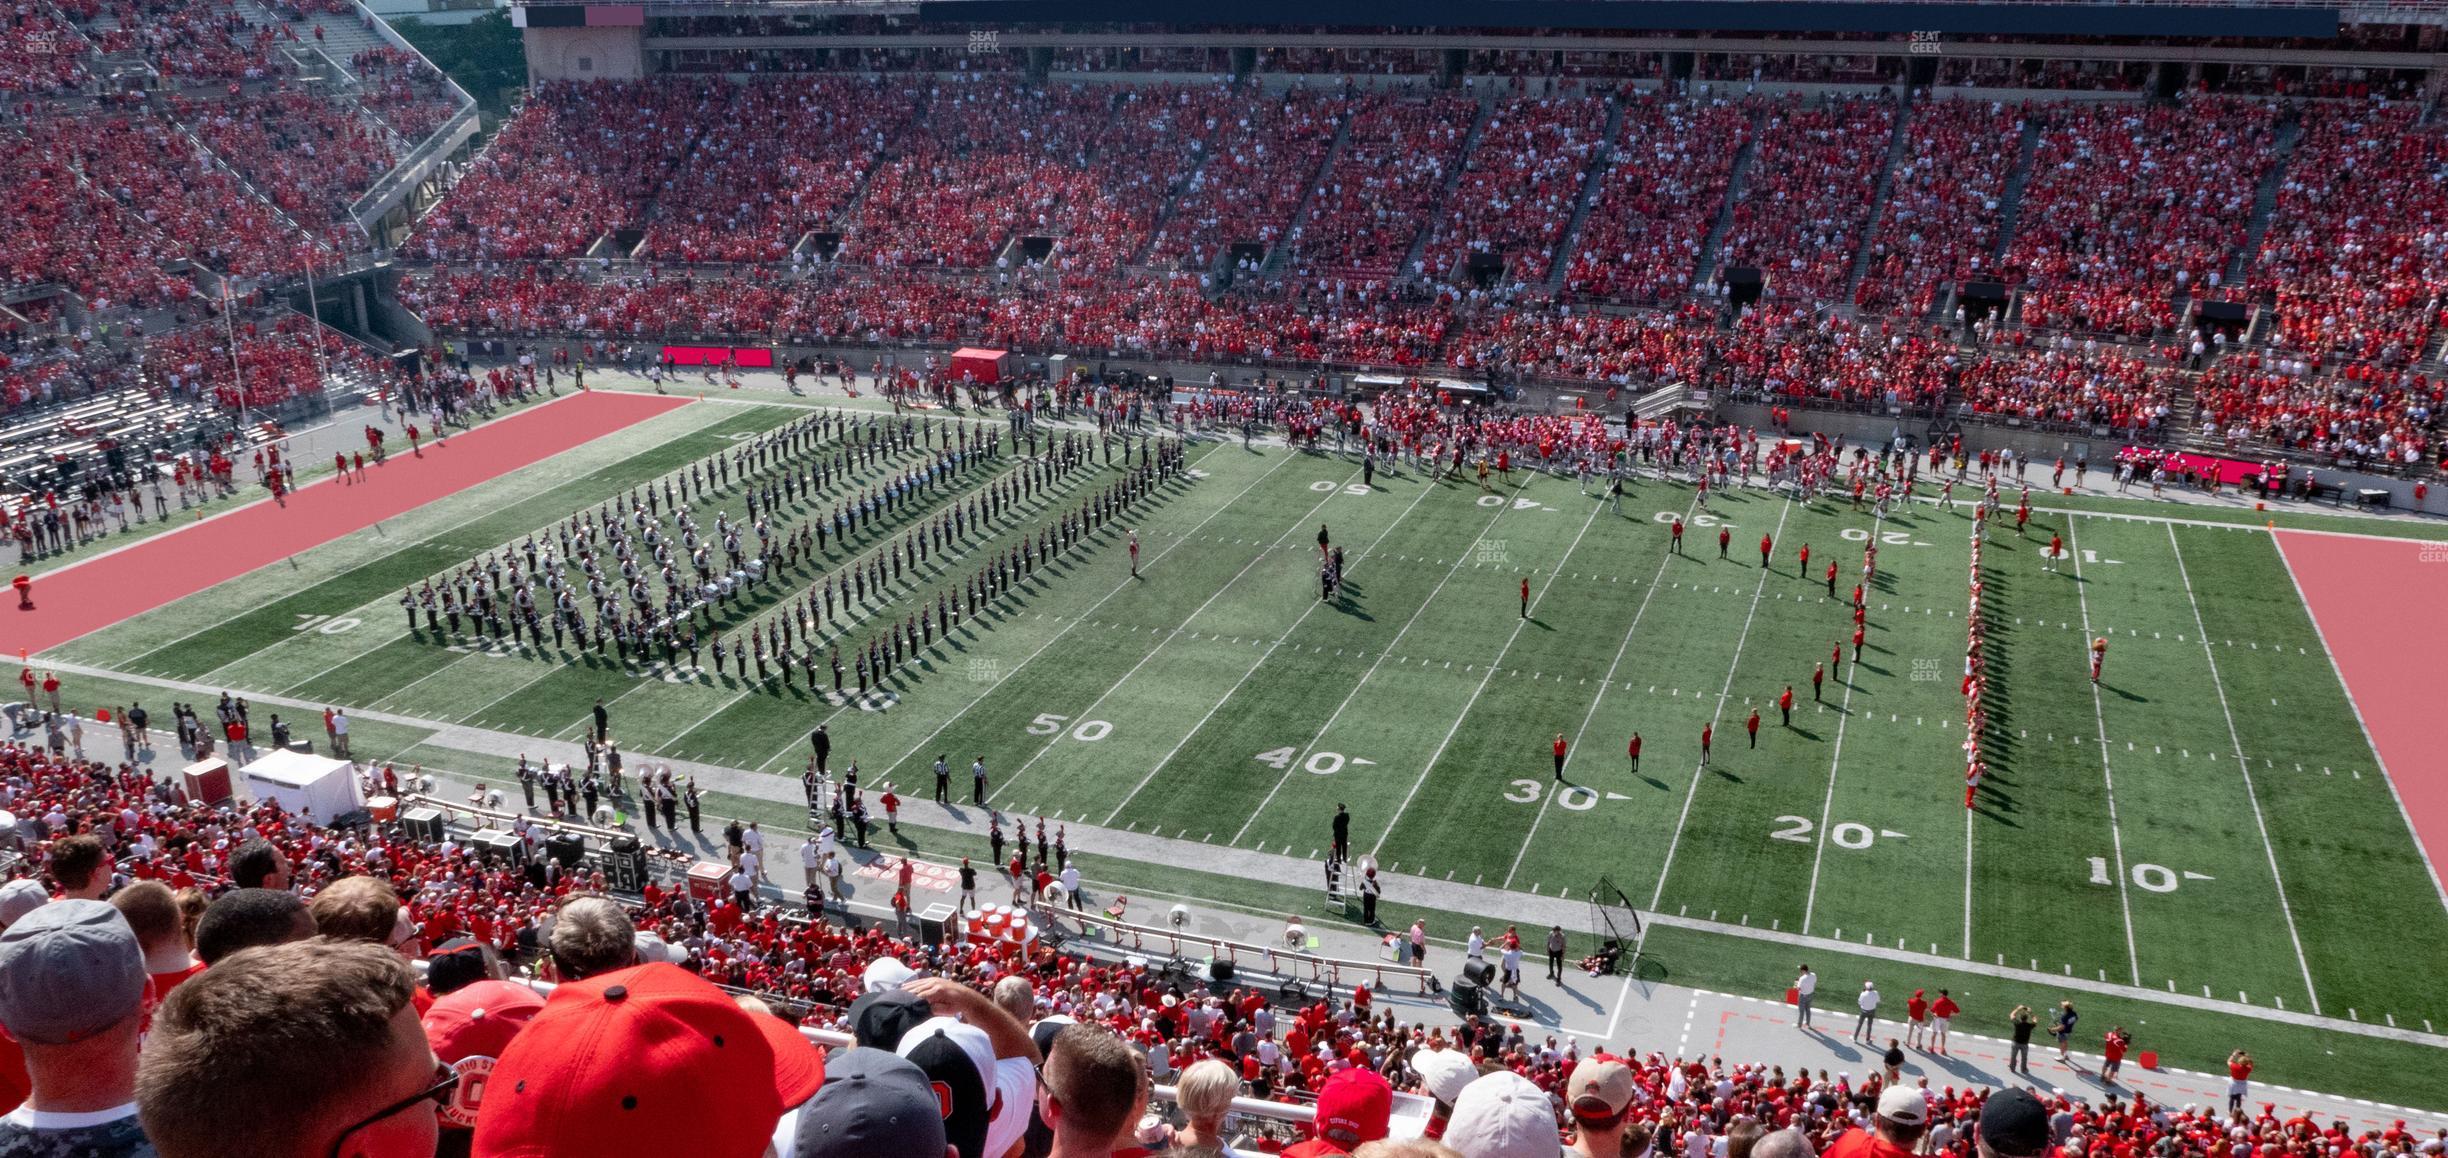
[1929,989,1961,1054]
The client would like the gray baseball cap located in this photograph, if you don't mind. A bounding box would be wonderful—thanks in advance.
[0,879,47,928]
[0,899,147,1044]
[797,1047,950,1158]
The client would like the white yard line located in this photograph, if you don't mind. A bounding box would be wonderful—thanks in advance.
[1799,509,1885,934]
[2165,522,2322,1013]
[990,461,1365,805]
[2267,532,2448,917]
[2064,516,2145,987]
[1905,489,2441,547]
[1642,498,1793,913]
[1101,471,1442,824]
[875,443,1277,781]
[1500,487,1703,889]
[1369,492,1609,859]
[1962,803,1977,958]
[1227,478,1533,845]
[453,656,587,728]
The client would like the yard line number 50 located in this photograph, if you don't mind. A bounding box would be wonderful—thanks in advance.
[1027,713,1112,742]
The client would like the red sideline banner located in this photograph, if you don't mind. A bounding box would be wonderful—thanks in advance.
[661,345,775,368]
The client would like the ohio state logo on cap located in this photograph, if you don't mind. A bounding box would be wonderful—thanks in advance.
[442,1056,497,1129]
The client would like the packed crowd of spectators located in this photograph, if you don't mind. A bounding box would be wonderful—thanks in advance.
[352,45,464,143]
[174,90,397,243]
[140,312,384,412]
[848,79,1119,269]
[2191,356,2438,468]
[2248,100,2448,370]
[0,147,194,308]
[1716,95,1897,303]
[5,724,2441,1158]
[638,76,919,264]
[1147,87,1355,273]
[22,110,331,279]
[1954,338,2176,434]
[1708,305,1956,413]
[2002,98,2277,336]
[1416,88,1607,287]
[1448,303,1716,387]
[416,79,729,261]
[0,349,110,413]
[381,74,2448,471]
[1852,99,2024,316]
[1562,94,1754,303]
[1280,92,1477,280]
[85,0,280,82]
[0,2,91,93]
[1027,83,1240,272]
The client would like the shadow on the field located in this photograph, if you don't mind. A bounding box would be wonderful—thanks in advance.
[1789,725,1822,741]
[1711,766,1743,783]
[1914,1049,2013,1089]
[1972,543,2021,822]
[2103,682,2147,703]
[1798,1032,1868,1064]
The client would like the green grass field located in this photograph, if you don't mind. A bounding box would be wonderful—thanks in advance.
[36,395,2448,1104]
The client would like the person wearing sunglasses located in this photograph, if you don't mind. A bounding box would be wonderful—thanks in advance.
[138,940,447,1158]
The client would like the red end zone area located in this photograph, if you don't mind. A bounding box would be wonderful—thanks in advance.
[2274,528,2448,902]
[8,390,692,657]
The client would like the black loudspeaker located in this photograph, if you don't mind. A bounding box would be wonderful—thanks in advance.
[401,807,445,844]
[1207,958,1236,984]
[476,829,526,867]
[1460,959,1497,988]
[1281,979,1309,1003]
[546,832,587,869]
[605,835,645,892]
[1447,979,1485,1017]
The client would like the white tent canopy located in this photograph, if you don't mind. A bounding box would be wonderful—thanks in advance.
[240,749,361,821]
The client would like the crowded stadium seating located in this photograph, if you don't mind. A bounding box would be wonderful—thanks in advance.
[393,74,2448,471]
[6,731,2438,1158]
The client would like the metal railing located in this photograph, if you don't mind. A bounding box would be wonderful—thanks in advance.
[1052,908,1441,995]
[345,0,482,232]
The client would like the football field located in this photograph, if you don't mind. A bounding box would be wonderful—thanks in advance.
[29,392,2448,1096]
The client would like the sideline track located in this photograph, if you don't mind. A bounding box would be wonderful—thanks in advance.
[0,391,692,660]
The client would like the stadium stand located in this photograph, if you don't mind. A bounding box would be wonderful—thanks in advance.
[5,734,2440,1157]
[1561,92,1755,304]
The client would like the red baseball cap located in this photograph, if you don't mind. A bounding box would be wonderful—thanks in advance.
[1315,1069,1393,1147]
[472,964,824,1158]
[422,982,547,1131]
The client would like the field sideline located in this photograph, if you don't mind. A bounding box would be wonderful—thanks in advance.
[29,389,2448,1102]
